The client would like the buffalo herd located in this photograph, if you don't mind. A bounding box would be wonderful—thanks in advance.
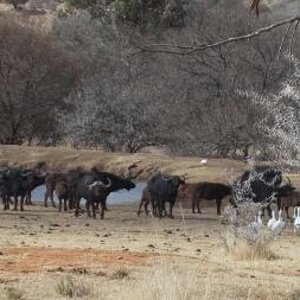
[0,163,299,219]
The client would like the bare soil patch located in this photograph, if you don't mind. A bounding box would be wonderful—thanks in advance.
[0,247,155,273]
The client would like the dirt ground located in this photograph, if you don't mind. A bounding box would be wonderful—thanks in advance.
[0,203,299,300]
[0,146,300,299]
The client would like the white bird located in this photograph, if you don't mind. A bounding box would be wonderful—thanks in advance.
[271,209,286,234]
[249,212,263,232]
[294,207,300,233]
[267,210,276,229]
[293,207,297,220]
[249,216,258,231]
[257,211,263,229]
[200,159,208,166]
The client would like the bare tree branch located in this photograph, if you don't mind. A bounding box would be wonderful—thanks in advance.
[136,16,300,56]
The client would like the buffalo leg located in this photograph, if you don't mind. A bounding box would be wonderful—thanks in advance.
[144,200,150,216]
[100,201,105,219]
[266,205,272,218]
[58,197,62,212]
[44,188,50,207]
[169,203,174,219]
[216,198,222,215]
[158,199,163,218]
[92,201,97,219]
[137,198,144,217]
[75,195,81,217]
[192,196,196,213]
[49,190,56,208]
[276,198,282,211]
[285,205,290,219]
[64,198,68,211]
[86,199,91,217]
[20,195,25,211]
[13,196,18,211]
[197,198,202,214]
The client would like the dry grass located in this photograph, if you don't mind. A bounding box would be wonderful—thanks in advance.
[0,146,300,299]
[1,145,299,186]
[220,230,276,261]
[0,205,299,300]
[56,276,91,298]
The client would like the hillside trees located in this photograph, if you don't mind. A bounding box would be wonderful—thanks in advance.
[0,17,80,145]
[54,0,299,157]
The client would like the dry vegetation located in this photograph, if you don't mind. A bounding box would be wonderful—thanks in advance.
[0,146,299,299]
[0,205,299,300]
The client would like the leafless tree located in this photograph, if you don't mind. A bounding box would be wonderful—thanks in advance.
[0,17,80,145]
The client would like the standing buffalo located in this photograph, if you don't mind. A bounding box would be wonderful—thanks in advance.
[75,172,136,219]
[232,167,295,216]
[192,182,232,215]
[137,187,152,217]
[44,170,83,209]
[0,168,45,211]
[276,190,300,219]
[147,173,185,218]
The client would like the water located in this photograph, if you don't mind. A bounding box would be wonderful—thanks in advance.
[31,182,147,205]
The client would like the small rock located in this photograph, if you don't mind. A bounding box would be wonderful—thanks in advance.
[19,216,25,219]
[250,275,255,278]
[21,241,25,245]
[187,237,192,242]
[85,223,90,227]
[147,244,155,248]
[196,249,201,253]
[50,223,61,227]
[122,248,129,252]
[204,234,210,238]
[0,251,3,255]
[40,225,44,229]
[117,256,123,260]
[95,233,100,237]
[166,230,173,234]
[65,224,70,227]
[176,228,180,231]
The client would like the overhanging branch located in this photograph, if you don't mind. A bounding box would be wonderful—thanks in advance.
[136,15,300,55]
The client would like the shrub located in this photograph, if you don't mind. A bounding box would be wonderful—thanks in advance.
[5,287,25,300]
[111,266,129,279]
[56,276,90,298]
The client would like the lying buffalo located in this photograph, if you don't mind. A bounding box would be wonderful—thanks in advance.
[147,173,185,218]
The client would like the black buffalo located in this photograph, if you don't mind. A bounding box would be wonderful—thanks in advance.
[192,182,232,215]
[232,166,295,216]
[21,169,46,205]
[0,167,45,211]
[147,173,185,218]
[75,171,136,219]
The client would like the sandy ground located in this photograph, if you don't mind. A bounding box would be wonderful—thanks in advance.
[1,145,300,186]
[0,146,300,299]
[0,203,299,300]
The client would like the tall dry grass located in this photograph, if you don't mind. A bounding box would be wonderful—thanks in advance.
[220,229,276,260]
